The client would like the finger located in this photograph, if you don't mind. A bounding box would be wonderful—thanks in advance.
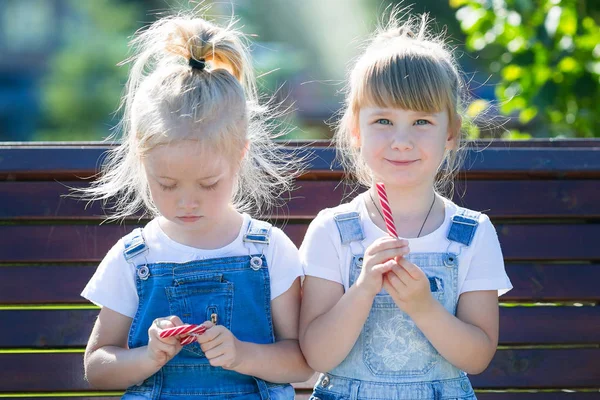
[168,315,184,327]
[196,324,222,344]
[391,264,412,284]
[200,333,224,353]
[396,258,425,280]
[387,267,408,289]
[382,274,395,294]
[367,237,410,255]
[372,259,397,275]
[204,344,226,361]
[369,247,410,266]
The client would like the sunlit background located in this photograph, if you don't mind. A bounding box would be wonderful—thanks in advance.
[0,0,598,142]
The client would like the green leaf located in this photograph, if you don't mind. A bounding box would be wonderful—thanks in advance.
[558,57,580,74]
[466,99,489,118]
[558,7,577,37]
[519,106,538,124]
[502,65,524,81]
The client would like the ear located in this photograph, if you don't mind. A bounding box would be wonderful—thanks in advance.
[446,115,462,151]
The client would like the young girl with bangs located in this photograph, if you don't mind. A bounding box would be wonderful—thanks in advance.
[299,11,512,400]
[80,12,312,399]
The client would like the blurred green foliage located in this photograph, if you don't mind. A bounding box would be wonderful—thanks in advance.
[451,0,600,138]
[38,0,142,141]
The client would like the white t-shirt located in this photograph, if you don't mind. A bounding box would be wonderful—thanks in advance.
[82,214,304,318]
[300,195,512,297]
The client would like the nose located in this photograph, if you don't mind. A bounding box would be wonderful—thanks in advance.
[177,191,199,210]
[390,128,413,151]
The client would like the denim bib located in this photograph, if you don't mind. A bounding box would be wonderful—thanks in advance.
[311,208,480,400]
[120,219,294,400]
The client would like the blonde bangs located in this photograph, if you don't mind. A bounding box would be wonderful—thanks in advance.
[351,48,455,116]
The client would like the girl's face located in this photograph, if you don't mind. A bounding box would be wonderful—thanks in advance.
[143,140,240,234]
[357,106,456,189]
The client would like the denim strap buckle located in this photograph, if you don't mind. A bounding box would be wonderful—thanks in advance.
[447,208,480,247]
[123,228,148,262]
[243,219,272,245]
[333,211,365,245]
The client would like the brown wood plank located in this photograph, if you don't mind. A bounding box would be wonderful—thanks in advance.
[2,180,600,220]
[1,349,599,390]
[2,263,599,304]
[504,263,600,302]
[2,306,598,348]
[2,143,600,180]
[1,223,599,263]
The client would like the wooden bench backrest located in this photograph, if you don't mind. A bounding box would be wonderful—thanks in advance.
[1,140,599,399]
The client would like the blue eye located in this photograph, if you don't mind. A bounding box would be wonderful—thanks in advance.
[415,119,431,126]
[375,118,392,125]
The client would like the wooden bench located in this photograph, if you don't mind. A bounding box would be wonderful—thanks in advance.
[1,140,599,399]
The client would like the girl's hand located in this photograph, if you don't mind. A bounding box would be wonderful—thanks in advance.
[197,321,244,370]
[383,258,436,317]
[146,315,184,368]
[355,237,410,297]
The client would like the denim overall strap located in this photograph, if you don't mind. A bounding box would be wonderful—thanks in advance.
[333,212,365,245]
[123,228,148,263]
[244,219,272,244]
[245,218,273,400]
[447,207,481,246]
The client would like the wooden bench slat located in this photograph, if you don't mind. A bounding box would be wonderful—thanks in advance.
[1,223,599,262]
[1,349,599,390]
[2,263,598,304]
[2,180,600,220]
[1,306,598,348]
[2,145,600,179]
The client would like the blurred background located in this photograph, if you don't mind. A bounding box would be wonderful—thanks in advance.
[0,0,597,142]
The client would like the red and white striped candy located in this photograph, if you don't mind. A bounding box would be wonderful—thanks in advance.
[159,324,206,345]
[375,182,398,238]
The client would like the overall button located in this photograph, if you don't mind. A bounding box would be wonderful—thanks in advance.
[250,256,263,270]
[137,265,150,280]
[320,375,330,387]
[443,253,457,267]
[461,379,470,391]
[357,257,364,267]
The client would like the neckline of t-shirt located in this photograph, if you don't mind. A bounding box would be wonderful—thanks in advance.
[149,214,250,256]
[358,193,454,243]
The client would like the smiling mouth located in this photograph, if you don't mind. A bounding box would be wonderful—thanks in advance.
[386,159,418,166]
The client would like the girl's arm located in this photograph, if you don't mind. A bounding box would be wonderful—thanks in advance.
[201,277,313,383]
[411,290,499,374]
[298,276,374,372]
[84,308,182,389]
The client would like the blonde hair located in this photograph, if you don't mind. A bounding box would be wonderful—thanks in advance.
[80,12,300,220]
[335,10,467,197]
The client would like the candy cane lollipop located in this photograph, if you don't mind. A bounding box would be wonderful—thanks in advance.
[375,182,398,238]
[159,324,206,345]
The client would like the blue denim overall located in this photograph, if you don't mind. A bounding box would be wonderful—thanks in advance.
[120,219,295,400]
[310,208,481,400]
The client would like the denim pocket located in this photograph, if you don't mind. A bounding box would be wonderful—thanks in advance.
[165,272,233,357]
[310,388,348,400]
[362,303,441,377]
